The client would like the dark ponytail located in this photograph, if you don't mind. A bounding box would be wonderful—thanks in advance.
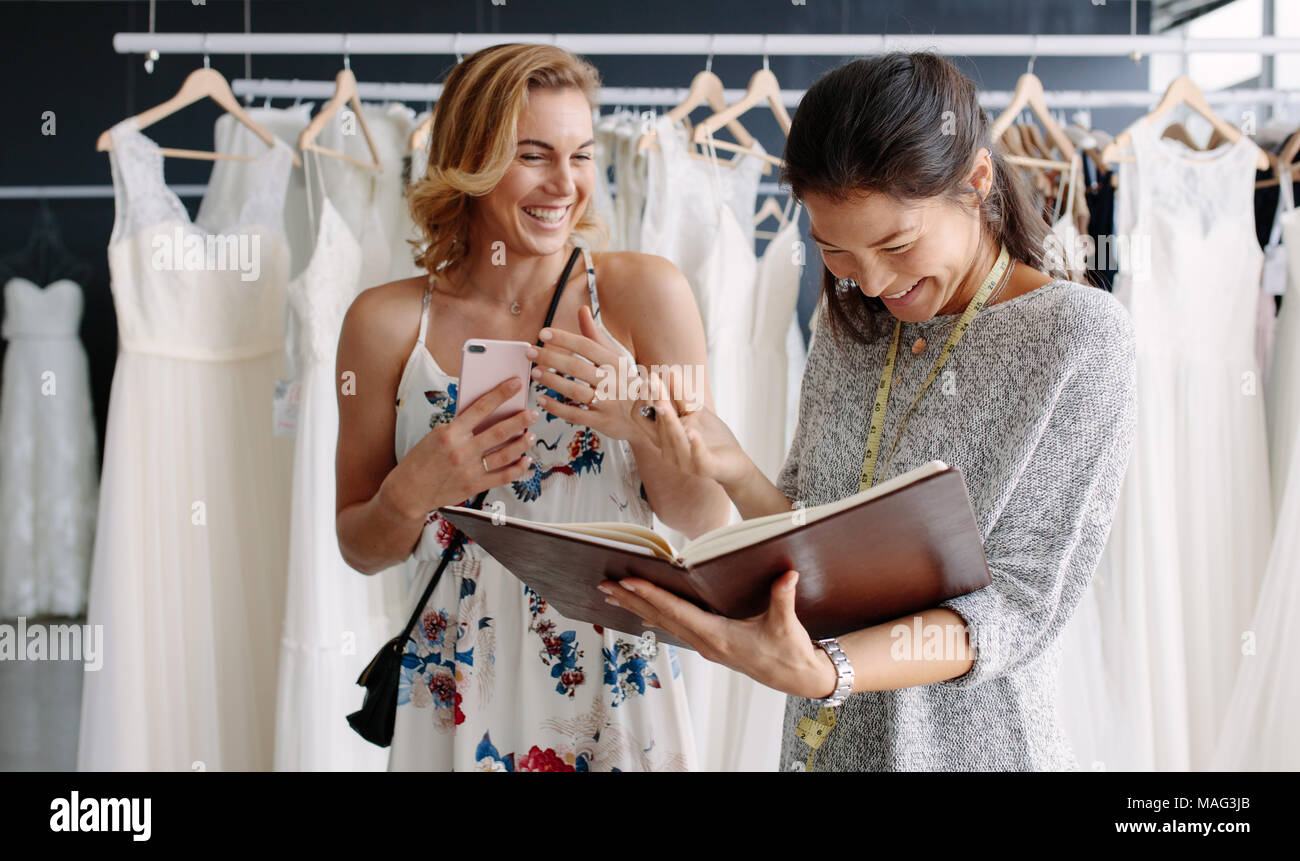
[781,52,1065,344]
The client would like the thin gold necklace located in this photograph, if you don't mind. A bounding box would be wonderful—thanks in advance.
[429,262,565,317]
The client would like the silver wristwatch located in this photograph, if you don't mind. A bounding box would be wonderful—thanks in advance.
[812,637,854,708]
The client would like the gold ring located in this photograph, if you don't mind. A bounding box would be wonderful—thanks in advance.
[482,457,490,473]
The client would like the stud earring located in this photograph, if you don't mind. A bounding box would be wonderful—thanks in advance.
[835,277,859,294]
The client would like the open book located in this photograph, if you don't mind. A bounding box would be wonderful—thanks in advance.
[440,460,990,648]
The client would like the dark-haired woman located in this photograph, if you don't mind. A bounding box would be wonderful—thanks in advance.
[594,52,1139,771]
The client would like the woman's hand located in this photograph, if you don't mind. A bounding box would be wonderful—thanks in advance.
[529,305,666,444]
[597,570,838,701]
[534,315,753,488]
[382,377,537,519]
[534,308,753,487]
[639,389,755,489]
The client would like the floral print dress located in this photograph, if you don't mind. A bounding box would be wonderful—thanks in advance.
[388,245,697,771]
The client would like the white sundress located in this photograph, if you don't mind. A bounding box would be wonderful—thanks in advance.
[387,245,698,772]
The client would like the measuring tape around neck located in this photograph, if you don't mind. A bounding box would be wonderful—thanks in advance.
[859,243,1010,492]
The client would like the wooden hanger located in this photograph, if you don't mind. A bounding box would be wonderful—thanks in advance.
[637,70,754,153]
[998,123,1027,158]
[409,111,433,154]
[1100,75,1270,170]
[96,66,301,168]
[693,67,792,138]
[1277,126,1300,182]
[753,195,788,239]
[1206,126,1232,150]
[1256,126,1300,189]
[996,123,1060,201]
[991,76,1076,213]
[690,67,790,172]
[634,69,767,172]
[1022,124,1063,200]
[990,74,1077,167]
[298,69,383,173]
[1021,122,1051,161]
[1161,122,1201,151]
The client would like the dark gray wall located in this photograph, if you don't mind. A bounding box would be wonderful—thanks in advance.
[0,0,1153,465]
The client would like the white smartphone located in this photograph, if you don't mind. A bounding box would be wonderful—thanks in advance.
[458,338,533,435]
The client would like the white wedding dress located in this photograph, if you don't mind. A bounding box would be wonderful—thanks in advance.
[78,118,295,771]
[272,124,410,771]
[1212,171,1300,769]
[750,204,806,483]
[374,103,423,282]
[593,109,652,252]
[1064,118,1272,771]
[0,277,98,619]
[1211,399,1300,769]
[1266,179,1300,519]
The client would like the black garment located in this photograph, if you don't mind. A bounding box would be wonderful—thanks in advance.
[1253,138,1296,315]
[1082,152,1116,293]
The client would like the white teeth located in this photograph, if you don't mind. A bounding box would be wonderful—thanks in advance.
[523,206,568,223]
[885,279,922,300]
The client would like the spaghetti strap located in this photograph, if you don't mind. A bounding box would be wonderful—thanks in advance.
[416,279,433,346]
[579,245,600,320]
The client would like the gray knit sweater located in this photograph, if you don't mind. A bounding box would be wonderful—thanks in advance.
[776,279,1137,772]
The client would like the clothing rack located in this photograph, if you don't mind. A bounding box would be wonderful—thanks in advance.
[113,32,1300,58]
[0,185,206,201]
[6,79,1296,201]
[229,76,1300,112]
[230,79,808,109]
[11,28,1300,202]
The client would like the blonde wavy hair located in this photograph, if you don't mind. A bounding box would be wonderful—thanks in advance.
[408,43,607,276]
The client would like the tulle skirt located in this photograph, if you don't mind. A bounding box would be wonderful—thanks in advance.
[273,359,405,771]
[1213,388,1300,770]
[1057,352,1272,771]
[77,348,292,771]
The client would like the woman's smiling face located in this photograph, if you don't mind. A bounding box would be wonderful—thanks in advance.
[471,86,596,260]
[803,147,995,322]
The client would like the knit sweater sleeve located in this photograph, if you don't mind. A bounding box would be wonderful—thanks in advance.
[936,293,1137,690]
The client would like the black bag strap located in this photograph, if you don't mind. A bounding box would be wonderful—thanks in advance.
[535,245,581,350]
[398,244,582,642]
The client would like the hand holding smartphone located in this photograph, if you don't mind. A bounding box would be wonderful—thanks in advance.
[458,338,533,436]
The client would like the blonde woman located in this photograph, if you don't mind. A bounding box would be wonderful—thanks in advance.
[334,43,730,771]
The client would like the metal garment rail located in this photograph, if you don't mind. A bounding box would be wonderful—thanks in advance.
[228,77,1300,111]
[12,28,1300,202]
[7,83,1300,200]
[0,185,206,201]
[112,32,1300,58]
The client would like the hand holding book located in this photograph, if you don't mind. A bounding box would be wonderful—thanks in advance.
[598,568,842,701]
[439,460,990,650]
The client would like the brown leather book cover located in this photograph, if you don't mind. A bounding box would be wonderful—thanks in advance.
[439,465,990,649]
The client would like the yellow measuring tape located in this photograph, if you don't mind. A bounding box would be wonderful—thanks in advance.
[799,243,1011,771]
[859,244,1010,491]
